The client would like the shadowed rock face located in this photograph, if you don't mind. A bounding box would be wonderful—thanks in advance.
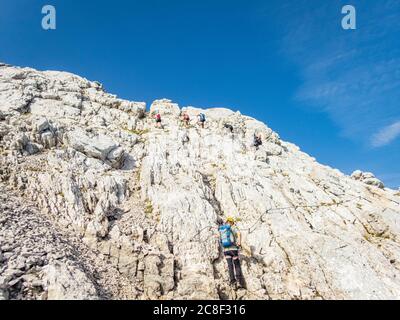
[1,63,400,300]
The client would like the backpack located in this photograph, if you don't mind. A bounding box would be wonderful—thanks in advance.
[219,224,235,248]
[199,113,206,122]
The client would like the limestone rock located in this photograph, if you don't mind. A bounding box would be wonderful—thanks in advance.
[351,170,385,189]
[1,63,400,300]
[34,117,50,133]
[64,129,126,168]
[41,131,56,149]
[42,262,98,300]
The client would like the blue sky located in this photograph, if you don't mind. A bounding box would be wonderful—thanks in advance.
[1,0,399,188]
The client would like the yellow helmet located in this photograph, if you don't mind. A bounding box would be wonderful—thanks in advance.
[226,217,235,224]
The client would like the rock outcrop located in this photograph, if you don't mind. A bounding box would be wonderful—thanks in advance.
[351,170,385,189]
[1,63,400,300]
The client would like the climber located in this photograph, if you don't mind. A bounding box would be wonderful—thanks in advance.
[253,133,262,150]
[218,217,245,289]
[181,112,190,128]
[198,113,206,129]
[224,123,234,133]
[154,112,163,128]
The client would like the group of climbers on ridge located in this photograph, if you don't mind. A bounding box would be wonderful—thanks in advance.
[151,110,264,151]
[152,110,208,130]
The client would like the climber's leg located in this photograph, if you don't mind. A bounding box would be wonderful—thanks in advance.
[224,251,236,285]
[232,251,245,288]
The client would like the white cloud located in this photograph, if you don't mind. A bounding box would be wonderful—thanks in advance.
[371,121,400,147]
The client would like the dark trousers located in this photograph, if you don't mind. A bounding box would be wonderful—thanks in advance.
[224,250,244,285]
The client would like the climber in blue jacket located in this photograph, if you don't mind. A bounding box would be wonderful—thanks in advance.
[218,217,245,289]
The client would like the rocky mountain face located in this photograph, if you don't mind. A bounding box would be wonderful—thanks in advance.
[1,63,400,300]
